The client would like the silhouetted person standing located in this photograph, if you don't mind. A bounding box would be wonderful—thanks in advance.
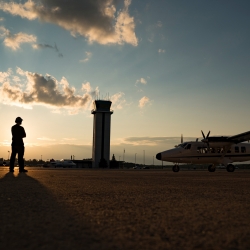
[10,117,27,173]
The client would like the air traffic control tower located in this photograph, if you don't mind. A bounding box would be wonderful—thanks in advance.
[91,100,113,168]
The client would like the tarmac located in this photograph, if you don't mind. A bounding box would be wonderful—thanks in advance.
[0,167,250,250]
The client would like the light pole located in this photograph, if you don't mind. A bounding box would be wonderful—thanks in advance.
[153,156,154,166]
[41,155,42,161]
[143,150,145,166]
[123,149,125,168]
[8,151,10,160]
[135,153,137,167]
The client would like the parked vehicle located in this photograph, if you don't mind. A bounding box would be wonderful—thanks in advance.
[43,159,76,168]
[133,165,141,169]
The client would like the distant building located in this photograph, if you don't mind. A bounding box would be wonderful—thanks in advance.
[91,100,113,168]
[73,159,92,168]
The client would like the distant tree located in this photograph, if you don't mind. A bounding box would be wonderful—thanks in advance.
[111,154,116,161]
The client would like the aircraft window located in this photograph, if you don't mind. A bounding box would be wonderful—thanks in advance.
[241,147,246,153]
[186,144,191,150]
[217,148,224,153]
[197,147,207,153]
[235,147,239,153]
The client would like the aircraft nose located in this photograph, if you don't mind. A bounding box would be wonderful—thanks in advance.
[156,153,162,160]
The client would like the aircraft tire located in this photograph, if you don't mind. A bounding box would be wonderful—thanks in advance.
[172,165,179,172]
[226,164,235,172]
[208,165,216,172]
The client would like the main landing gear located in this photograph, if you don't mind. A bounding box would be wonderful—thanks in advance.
[208,164,235,172]
[226,164,235,172]
[208,164,216,172]
[172,164,180,172]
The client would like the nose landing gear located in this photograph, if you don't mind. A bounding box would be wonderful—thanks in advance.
[172,164,180,172]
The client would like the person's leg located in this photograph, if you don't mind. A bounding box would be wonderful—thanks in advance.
[18,147,25,171]
[9,147,17,171]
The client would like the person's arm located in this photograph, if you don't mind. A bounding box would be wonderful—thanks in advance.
[22,128,26,138]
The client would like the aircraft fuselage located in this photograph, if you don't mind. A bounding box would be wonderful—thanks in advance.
[156,141,250,166]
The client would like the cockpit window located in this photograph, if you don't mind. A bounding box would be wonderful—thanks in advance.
[178,143,187,148]
[178,143,191,149]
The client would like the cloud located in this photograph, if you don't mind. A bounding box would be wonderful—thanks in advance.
[79,51,92,63]
[0,0,138,46]
[0,67,93,113]
[33,42,63,57]
[61,138,76,141]
[0,26,63,57]
[32,43,53,49]
[0,26,62,55]
[4,32,37,50]
[0,139,11,147]
[156,21,162,28]
[138,96,150,108]
[158,49,165,54]
[37,137,56,141]
[0,17,4,21]
[110,92,126,109]
[81,82,92,93]
[0,68,123,114]
[136,78,147,85]
[0,69,11,82]
[122,136,198,146]
[81,82,99,101]
[0,26,7,37]
[0,26,36,50]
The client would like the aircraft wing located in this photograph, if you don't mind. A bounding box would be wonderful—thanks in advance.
[227,131,250,144]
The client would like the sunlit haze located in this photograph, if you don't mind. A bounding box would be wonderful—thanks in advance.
[1,1,250,164]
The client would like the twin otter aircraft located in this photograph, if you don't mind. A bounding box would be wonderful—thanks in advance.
[156,130,250,172]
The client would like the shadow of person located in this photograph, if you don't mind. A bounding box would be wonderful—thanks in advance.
[0,172,100,250]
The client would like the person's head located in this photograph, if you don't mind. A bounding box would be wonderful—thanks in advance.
[15,117,23,125]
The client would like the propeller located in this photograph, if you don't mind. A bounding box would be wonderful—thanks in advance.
[201,130,210,151]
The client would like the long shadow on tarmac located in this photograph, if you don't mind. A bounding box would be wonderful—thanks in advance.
[0,172,100,250]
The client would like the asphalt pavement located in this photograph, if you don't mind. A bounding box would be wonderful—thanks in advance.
[0,168,250,250]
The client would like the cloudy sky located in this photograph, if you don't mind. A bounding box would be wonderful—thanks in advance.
[1,0,250,164]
